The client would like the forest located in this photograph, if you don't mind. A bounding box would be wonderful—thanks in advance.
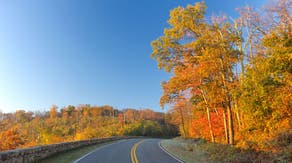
[151,0,291,154]
[0,105,178,151]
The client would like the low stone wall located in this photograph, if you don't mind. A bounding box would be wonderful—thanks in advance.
[0,136,130,163]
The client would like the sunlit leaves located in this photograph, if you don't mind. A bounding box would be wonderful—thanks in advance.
[151,0,291,148]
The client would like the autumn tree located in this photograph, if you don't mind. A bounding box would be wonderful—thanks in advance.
[237,0,292,145]
[151,2,241,144]
[49,105,58,119]
[0,127,25,151]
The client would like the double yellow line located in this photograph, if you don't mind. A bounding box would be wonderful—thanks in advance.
[130,140,144,163]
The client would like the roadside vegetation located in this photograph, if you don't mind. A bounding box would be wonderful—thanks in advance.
[161,138,210,163]
[152,0,291,162]
[161,136,291,162]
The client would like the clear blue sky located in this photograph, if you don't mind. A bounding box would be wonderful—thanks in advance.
[0,0,265,113]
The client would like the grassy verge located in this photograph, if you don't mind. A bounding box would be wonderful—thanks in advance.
[161,137,290,162]
[40,141,115,163]
[161,138,210,163]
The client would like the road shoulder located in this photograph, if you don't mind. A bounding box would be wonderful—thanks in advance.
[160,138,209,163]
[158,141,185,163]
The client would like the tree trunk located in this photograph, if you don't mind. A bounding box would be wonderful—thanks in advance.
[219,58,235,145]
[206,107,215,142]
[200,89,215,142]
[235,103,242,130]
[178,107,187,138]
[249,38,253,59]
[223,109,229,144]
[227,104,234,145]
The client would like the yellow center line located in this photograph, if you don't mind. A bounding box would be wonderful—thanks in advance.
[130,140,145,163]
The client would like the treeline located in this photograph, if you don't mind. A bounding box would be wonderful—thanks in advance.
[151,0,291,152]
[0,105,178,151]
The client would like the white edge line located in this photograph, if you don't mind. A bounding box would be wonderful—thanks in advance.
[73,139,127,163]
[158,141,185,163]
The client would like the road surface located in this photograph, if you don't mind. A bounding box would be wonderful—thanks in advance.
[74,138,183,163]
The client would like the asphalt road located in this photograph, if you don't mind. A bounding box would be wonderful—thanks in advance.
[74,138,182,163]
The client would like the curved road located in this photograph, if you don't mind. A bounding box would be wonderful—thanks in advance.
[74,138,183,163]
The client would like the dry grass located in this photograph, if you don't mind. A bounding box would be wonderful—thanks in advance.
[161,138,210,163]
[161,136,291,163]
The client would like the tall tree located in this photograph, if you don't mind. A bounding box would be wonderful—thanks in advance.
[151,2,241,144]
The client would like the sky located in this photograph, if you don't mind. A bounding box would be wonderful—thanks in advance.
[0,0,266,113]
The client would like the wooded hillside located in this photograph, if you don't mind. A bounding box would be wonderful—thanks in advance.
[0,105,178,151]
